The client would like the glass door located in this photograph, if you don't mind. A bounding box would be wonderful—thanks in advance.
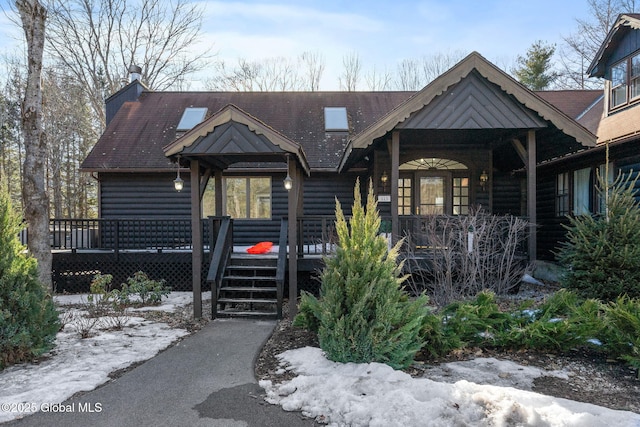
[418,175,446,215]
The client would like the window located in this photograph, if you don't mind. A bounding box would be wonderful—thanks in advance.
[596,163,615,215]
[177,107,208,131]
[573,168,591,215]
[398,178,412,215]
[609,52,640,109]
[632,54,640,100]
[556,172,569,216]
[324,107,348,131]
[611,61,628,108]
[224,177,271,219]
[452,177,469,215]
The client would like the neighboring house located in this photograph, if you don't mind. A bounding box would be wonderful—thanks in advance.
[537,13,640,259]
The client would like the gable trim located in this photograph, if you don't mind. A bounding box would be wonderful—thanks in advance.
[343,52,596,169]
[163,104,310,175]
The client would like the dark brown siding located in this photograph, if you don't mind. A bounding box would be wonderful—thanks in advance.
[100,172,191,218]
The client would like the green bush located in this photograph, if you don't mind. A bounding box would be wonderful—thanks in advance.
[598,296,640,374]
[556,172,640,300]
[295,179,430,369]
[119,271,171,305]
[0,190,59,370]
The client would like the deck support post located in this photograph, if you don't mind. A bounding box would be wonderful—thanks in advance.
[191,159,202,318]
[527,130,537,263]
[288,159,299,318]
[391,131,400,243]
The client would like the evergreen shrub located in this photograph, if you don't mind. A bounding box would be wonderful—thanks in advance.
[295,179,430,369]
[0,190,59,369]
[556,172,640,300]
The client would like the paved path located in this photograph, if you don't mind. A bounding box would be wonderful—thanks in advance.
[6,318,318,427]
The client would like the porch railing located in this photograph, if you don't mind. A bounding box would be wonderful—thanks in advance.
[46,218,217,252]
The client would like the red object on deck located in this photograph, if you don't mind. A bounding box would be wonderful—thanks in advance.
[246,241,273,254]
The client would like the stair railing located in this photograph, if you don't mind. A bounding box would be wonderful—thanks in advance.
[275,218,287,319]
[207,216,233,319]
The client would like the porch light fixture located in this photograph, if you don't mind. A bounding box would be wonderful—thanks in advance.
[479,170,488,191]
[380,170,389,191]
[283,154,293,191]
[173,156,184,192]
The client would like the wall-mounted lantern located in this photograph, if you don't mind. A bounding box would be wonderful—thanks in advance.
[380,170,389,191]
[479,170,489,191]
[174,156,184,192]
[283,154,293,191]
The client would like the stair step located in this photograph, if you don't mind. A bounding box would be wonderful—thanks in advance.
[220,286,277,292]
[218,298,277,304]
[226,265,276,270]
[223,275,277,281]
[215,310,278,318]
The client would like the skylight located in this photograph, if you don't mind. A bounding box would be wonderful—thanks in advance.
[324,107,349,131]
[176,107,208,131]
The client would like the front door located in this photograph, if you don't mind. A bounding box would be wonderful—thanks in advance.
[417,172,449,215]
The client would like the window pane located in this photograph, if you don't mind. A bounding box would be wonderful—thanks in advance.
[398,178,412,215]
[249,178,271,219]
[202,179,216,217]
[225,178,247,218]
[573,168,591,215]
[556,172,569,216]
[632,54,640,99]
[452,177,469,216]
[611,61,628,107]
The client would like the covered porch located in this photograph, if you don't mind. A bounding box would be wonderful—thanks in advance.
[340,53,596,261]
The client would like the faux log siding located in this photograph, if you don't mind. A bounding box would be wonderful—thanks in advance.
[536,171,570,261]
[303,172,364,216]
[492,173,522,215]
[100,173,191,218]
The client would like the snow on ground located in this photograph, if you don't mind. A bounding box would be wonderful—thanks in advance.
[260,347,640,427]
[3,291,640,426]
[0,292,199,423]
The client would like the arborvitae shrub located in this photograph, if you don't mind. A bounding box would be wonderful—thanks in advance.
[295,179,429,369]
[0,190,59,369]
[556,172,640,300]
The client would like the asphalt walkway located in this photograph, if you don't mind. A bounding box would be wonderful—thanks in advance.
[6,318,318,427]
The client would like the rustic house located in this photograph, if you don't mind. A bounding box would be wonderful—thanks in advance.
[68,51,608,317]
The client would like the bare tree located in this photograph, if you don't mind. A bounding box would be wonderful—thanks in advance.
[46,0,209,128]
[395,58,422,91]
[559,0,638,88]
[300,50,325,91]
[16,0,52,290]
[339,51,362,91]
[364,65,393,91]
[207,54,319,92]
[420,51,466,83]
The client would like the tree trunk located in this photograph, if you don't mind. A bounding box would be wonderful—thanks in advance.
[17,0,52,291]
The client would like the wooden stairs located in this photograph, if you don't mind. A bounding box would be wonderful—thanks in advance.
[213,252,283,318]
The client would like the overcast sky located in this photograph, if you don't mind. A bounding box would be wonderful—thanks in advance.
[0,0,592,90]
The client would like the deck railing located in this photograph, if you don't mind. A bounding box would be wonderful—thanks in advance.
[47,218,217,252]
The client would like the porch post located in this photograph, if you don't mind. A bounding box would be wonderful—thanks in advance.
[527,130,537,262]
[288,159,299,318]
[191,159,202,318]
[214,168,223,216]
[391,131,400,243]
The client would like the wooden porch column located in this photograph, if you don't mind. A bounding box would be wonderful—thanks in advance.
[288,159,299,318]
[190,159,202,318]
[527,130,537,262]
[391,131,400,242]
[214,168,223,216]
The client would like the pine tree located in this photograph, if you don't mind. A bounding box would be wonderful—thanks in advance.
[557,172,640,300]
[295,179,429,369]
[0,189,59,369]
